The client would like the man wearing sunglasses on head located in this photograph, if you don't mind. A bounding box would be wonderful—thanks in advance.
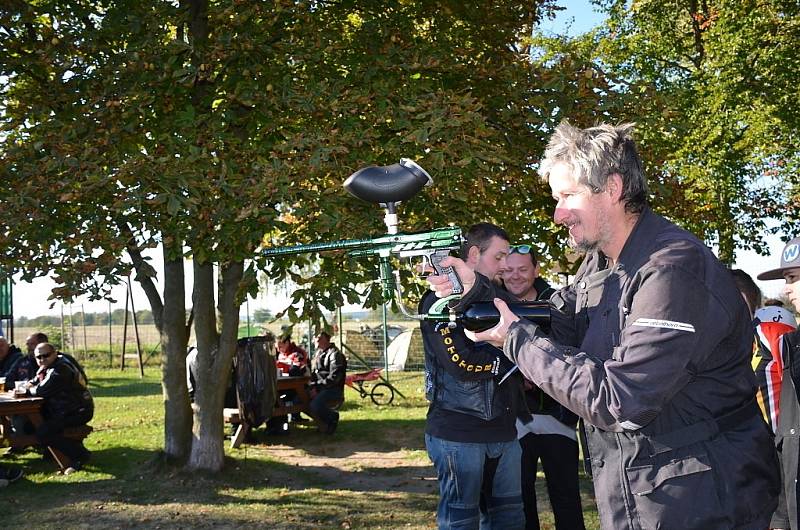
[19,343,93,474]
[502,246,584,530]
[428,122,779,529]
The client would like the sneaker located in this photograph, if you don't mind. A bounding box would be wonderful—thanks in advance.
[290,413,310,423]
[318,418,339,435]
[63,459,84,475]
[0,467,23,486]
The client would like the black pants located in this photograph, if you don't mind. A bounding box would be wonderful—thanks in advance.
[520,432,585,530]
[36,409,93,463]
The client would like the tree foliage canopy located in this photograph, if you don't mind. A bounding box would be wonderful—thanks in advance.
[540,0,800,262]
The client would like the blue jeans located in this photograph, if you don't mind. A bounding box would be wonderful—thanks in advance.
[426,434,524,530]
[310,387,342,427]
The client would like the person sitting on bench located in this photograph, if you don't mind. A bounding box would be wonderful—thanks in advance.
[309,332,347,434]
[19,343,93,473]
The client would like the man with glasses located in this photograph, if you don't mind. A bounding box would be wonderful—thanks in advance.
[503,246,584,530]
[20,343,93,473]
[420,222,526,530]
[428,122,779,529]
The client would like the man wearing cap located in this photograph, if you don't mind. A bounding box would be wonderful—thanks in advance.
[758,236,800,530]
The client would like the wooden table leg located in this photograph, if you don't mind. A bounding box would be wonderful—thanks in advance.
[231,422,249,449]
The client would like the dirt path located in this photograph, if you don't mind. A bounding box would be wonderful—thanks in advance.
[259,441,439,494]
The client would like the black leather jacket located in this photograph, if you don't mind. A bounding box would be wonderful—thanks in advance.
[311,344,346,391]
[420,290,515,422]
[29,356,93,420]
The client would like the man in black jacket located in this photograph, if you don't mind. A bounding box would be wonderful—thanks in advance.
[0,337,22,378]
[22,343,93,473]
[309,332,346,434]
[420,222,525,530]
[429,122,779,529]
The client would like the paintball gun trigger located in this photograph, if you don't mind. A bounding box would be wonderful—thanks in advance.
[428,249,464,295]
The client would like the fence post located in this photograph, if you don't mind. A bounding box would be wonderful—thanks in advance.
[60,305,65,351]
[108,301,113,368]
[81,304,88,358]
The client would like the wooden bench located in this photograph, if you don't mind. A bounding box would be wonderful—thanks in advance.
[8,425,93,471]
[7,424,93,449]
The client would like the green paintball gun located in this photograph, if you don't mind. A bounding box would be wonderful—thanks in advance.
[260,159,551,331]
[260,159,464,322]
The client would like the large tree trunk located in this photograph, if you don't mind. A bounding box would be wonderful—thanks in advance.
[188,260,243,471]
[161,254,192,460]
[124,223,192,460]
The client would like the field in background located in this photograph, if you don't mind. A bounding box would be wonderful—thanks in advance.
[13,317,427,371]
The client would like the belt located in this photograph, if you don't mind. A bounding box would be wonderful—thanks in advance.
[647,397,761,456]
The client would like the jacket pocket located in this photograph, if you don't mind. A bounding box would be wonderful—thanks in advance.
[626,452,725,529]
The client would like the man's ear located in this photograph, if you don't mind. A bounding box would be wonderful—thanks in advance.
[466,245,481,265]
[607,173,624,202]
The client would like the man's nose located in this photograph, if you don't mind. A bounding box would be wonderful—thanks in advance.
[553,202,569,225]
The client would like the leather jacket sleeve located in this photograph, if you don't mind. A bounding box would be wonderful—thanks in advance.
[421,291,508,380]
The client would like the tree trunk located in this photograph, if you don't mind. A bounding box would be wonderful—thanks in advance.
[124,224,192,460]
[161,253,192,460]
[187,259,243,471]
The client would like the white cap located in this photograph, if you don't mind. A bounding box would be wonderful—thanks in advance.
[754,306,797,329]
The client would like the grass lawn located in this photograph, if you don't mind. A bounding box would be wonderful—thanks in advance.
[1,368,599,529]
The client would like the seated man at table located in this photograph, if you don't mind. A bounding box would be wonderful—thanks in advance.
[5,332,47,388]
[21,343,94,473]
[0,337,22,378]
[309,332,347,434]
[276,333,309,377]
[4,332,49,451]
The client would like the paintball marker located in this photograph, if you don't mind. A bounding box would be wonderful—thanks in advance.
[260,159,549,330]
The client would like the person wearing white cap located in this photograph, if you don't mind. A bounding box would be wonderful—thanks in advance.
[757,236,800,530]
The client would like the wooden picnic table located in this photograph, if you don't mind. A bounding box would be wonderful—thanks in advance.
[224,375,313,448]
[273,375,312,417]
[0,392,77,471]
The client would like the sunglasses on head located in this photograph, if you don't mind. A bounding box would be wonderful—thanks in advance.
[509,244,532,255]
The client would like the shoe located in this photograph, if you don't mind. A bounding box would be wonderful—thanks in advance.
[4,446,27,457]
[0,467,23,486]
[63,459,84,475]
[318,418,339,435]
[290,413,310,423]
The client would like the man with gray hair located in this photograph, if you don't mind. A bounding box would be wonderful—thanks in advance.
[428,121,779,529]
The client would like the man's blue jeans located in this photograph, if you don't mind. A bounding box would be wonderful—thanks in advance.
[310,387,342,427]
[426,434,524,529]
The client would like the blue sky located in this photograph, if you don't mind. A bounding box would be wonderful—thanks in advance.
[8,0,789,319]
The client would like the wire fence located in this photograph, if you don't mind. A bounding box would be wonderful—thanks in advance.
[12,313,426,372]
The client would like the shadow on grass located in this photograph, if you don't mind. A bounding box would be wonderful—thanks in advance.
[2,444,438,529]
[240,417,427,456]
